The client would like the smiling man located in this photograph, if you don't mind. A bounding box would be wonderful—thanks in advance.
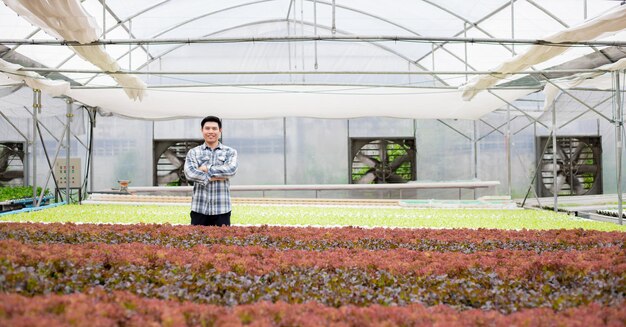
[184,116,238,226]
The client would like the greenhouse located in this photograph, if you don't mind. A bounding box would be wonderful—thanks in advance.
[1,1,626,325]
[0,0,624,204]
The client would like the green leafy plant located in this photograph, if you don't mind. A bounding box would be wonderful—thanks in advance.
[4,204,626,231]
[0,186,49,202]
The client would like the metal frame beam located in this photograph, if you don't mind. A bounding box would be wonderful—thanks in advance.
[543,78,613,123]
[124,19,447,85]
[14,67,611,76]
[614,70,624,224]
[3,35,624,47]
[415,0,518,64]
[487,90,550,129]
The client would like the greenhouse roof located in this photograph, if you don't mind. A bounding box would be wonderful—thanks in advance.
[0,0,625,120]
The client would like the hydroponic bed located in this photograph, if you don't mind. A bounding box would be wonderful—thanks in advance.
[2,203,626,231]
[0,204,624,326]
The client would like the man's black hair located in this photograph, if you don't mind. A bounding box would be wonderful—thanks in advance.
[201,116,222,129]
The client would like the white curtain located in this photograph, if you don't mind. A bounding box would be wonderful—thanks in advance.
[2,0,146,100]
[460,5,626,101]
[0,59,70,96]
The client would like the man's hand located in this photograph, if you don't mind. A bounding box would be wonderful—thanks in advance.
[199,165,228,181]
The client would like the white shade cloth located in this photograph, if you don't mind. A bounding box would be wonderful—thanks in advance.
[0,59,70,96]
[460,5,626,101]
[67,85,534,120]
[2,0,146,100]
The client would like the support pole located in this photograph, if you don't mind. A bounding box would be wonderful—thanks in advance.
[506,105,512,197]
[552,96,558,212]
[473,121,478,199]
[615,71,623,224]
[331,0,336,34]
[31,89,41,203]
[283,117,287,185]
[89,108,96,193]
[313,0,318,70]
[0,111,29,141]
[66,98,73,204]
[37,128,67,207]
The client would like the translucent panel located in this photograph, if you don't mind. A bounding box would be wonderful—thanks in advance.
[115,47,151,71]
[387,43,434,68]
[143,40,432,86]
[583,2,622,19]
[91,116,153,188]
[476,7,516,39]
[332,0,464,36]
[413,119,474,198]
[154,119,201,140]
[547,90,615,128]
[0,91,90,191]
[139,21,443,87]
[285,118,348,184]
[463,30,515,71]
[98,0,167,22]
[15,45,74,69]
[220,118,285,185]
[57,52,100,71]
[507,116,538,198]
[155,118,288,185]
[599,116,623,194]
[0,118,29,142]
[30,134,90,193]
[124,0,288,39]
[475,126,508,195]
[426,44,473,86]
[435,43,470,71]
[13,31,72,69]
[88,74,119,87]
[435,0,510,23]
[349,117,414,138]
[0,5,39,39]
[511,2,569,38]
[81,0,105,33]
[528,0,594,24]
[533,47,597,70]
[95,0,535,42]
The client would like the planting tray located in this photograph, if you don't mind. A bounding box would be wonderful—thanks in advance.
[0,196,53,213]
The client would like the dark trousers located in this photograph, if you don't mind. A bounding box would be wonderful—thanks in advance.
[190,211,231,226]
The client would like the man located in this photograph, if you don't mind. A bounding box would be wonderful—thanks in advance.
[184,116,238,226]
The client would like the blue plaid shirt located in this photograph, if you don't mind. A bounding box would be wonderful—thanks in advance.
[184,142,238,215]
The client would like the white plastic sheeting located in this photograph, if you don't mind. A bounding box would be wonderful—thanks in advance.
[0,92,86,144]
[67,85,534,120]
[0,1,624,121]
[0,59,69,96]
[541,57,626,114]
[460,5,626,101]
[1,0,146,100]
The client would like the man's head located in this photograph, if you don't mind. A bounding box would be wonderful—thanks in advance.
[201,115,222,146]
[201,115,222,129]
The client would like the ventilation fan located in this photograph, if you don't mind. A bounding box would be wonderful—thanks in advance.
[537,136,602,196]
[350,138,416,184]
[153,140,203,186]
[0,142,25,186]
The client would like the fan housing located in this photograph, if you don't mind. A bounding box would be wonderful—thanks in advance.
[350,138,416,184]
[0,142,25,186]
[536,136,602,197]
[153,140,203,186]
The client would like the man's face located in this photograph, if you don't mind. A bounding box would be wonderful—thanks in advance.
[202,122,221,144]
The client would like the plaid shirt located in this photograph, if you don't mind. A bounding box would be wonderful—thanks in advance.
[184,142,238,215]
